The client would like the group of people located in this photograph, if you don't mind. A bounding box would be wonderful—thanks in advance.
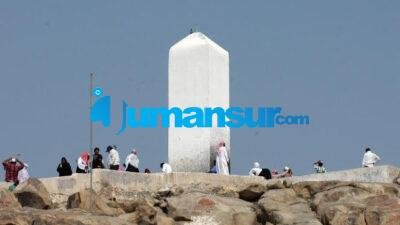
[3,145,382,185]
[56,145,143,177]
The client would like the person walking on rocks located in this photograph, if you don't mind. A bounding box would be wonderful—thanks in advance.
[107,145,120,170]
[160,162,172,173]
[362,148,380,168]
[216,141,229,175]
[57,157,72,176]
[249,162,262,176]
[92,147,105,169]
[125,149,139,172]
[2,157,24,183]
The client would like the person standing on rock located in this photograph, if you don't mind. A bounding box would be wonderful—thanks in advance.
[2,157,24,183]
[76,152,90,173]
[124,149,139,172]
[216,141,229,175]
[107,145,120,170]
[313,160,326,173]
[57,157,73,176]
[249,162,262,176]
[362,148,380,168]
[160,162,172,173]
[17,163,30,183]
[92,147,105,169]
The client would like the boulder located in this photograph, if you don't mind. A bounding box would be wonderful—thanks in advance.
[238,184,267,202]
[258,188,322,225]
[166,192,257,225]
[14,178,52,209]
[0,188,21,210]
[67,189,124,216]
[364,195,400,225]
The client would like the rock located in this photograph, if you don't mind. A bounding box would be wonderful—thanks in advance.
[14,178,52,209]
[266,179,285,190]
[0,208,132,225]
[0,188,21,210]
[364,195,400,225]
[238,184,267,202]
[67,189,124,216]
[292,181,352,199]
[258,188,322,225]
[167,192,257,225]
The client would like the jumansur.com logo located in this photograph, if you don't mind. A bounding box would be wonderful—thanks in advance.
[90,87,310,135]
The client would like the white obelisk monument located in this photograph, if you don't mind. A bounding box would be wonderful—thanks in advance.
[168,32,230,172]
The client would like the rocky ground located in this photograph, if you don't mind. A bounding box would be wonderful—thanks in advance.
[1,176,400,225]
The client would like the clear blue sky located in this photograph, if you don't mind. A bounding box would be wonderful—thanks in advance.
[1,1,399,178]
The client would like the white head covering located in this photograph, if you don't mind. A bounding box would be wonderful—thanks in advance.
[11,158,16,163]
[284,166,290,171]
[253,162,260,168]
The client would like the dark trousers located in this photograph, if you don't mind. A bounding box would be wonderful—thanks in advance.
[109,165,119,170]
[126,164,139,172]
[76,167,86,173]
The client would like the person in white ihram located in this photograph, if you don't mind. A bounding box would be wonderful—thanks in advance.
[160,162,172,173]
[216,141,229,175]
[107,145,120,170]
[17,163,30,183]
[362,148,380,168]
[249,162,262,176]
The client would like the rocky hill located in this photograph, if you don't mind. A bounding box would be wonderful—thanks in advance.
[0,166,399,225]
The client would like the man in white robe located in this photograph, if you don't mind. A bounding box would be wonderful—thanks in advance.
[161,162,172,173]
[362,148,380,168]
[125,149,139,172]
[216,142,229,175]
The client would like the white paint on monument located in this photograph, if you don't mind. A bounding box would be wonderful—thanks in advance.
[168,32,230,172]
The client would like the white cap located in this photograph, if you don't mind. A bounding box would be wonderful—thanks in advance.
[11,158,16,162]
[284,166,290,171]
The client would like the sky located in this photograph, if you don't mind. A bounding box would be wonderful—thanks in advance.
[0,1,399,179]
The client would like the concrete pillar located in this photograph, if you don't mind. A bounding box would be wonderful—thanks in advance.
[168,32,230,172]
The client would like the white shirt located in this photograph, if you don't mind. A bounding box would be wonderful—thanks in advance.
[162,163,172,173]
[108,149,120,166]
[77,157,87,170]
[362,151,380,167]
[18,167,30,183]
[249,162,262,176]
[125,153,139,169]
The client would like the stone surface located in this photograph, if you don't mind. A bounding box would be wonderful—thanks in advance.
[1,168,400,225]
[167,192,256,225]
[14,178,52,209]
[67,189,124,216]
[0,188,21,209]
[258,188,322,225]
[168,32,230,172]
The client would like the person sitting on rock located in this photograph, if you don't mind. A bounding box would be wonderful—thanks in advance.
[76,152,90,173]
[124,149,139,172]
[362,148,380,168]
[160,162,172,173]
[106,145,120,170]
[249,162,262,176]
[313,160,326,173]
[57,157,72,176]
[278,166,293,178]
[92,147,105,169]
[259,168,272,180]
[2,157,24,183]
